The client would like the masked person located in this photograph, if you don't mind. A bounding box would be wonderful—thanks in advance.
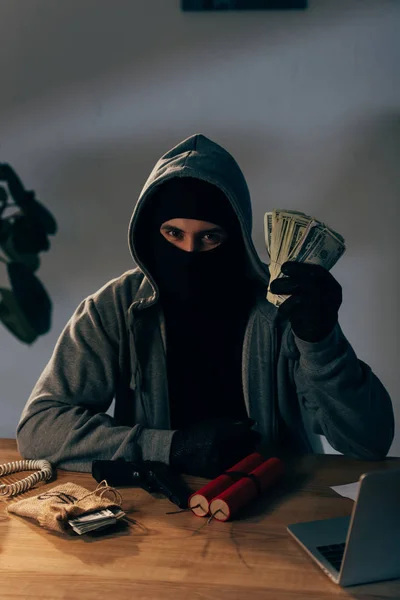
[17,134,394,477]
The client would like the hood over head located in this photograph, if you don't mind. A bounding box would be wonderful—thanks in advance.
[128,134,269,308]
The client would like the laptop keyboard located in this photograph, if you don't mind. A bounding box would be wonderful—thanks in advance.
[316,542,346,571]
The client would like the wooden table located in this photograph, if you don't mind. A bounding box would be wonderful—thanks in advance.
[1,439,399,600]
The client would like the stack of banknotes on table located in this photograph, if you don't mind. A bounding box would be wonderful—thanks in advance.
[264,209,346,307]
[68,507,125,535]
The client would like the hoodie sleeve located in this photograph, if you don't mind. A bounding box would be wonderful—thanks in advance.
[16,293,174,472]
[292,323,395,460]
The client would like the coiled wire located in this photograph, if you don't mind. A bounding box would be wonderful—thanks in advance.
[0,459,53,498]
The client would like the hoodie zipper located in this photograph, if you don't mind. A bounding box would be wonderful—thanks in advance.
[243,308,279,450]
[241,310,254,419]
[271,321,279,450]
[127,311,152,427]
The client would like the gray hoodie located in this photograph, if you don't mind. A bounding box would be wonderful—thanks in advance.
[17,134,395,471]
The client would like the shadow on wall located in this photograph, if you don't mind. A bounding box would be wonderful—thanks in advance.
[316,112,400,254]
[308,112,400,455]
[316,112,400,349]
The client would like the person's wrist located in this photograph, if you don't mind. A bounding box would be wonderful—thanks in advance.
[136,427,176,464]
[291,311,337,343]
[169,430,184,465]
[292,324,333,343]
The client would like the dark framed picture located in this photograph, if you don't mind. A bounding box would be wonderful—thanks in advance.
[182,0,307,10]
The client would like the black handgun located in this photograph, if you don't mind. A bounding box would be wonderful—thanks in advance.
[91,459,191,509]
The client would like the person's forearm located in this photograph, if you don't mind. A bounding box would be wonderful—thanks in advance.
[17,398,175,471]
[15,292,175,471]
[294,324,395,460]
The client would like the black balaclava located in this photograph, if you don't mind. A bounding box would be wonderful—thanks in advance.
[136,176,254,430]
[137,176,249,311]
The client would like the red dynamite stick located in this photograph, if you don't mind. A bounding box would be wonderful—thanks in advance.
[189,452,265,517]
[209,457,284,522]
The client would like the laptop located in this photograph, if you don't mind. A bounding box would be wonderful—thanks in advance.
[287,467,400,587]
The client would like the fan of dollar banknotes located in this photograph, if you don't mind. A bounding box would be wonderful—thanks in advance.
[264,209,346,307]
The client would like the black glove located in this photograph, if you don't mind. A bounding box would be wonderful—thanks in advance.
[269,262,342,343]
[169,418,261,478]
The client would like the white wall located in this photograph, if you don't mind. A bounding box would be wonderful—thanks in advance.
[0,0,398,454]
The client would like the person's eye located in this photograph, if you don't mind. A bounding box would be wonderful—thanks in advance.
[202,233,223,244]
[167,229,183,240]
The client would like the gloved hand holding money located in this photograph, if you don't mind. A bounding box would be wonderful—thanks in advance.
[264,209,345,343]
[264,209,345,308]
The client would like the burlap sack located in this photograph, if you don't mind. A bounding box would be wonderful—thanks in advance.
[7,480,122,533]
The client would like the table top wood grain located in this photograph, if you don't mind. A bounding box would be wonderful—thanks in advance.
[1,439,399,600]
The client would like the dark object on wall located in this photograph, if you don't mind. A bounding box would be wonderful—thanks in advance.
[0,163,57,344]
[182,0,307,10]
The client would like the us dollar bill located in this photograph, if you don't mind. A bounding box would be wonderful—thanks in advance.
[264,209,346,307]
